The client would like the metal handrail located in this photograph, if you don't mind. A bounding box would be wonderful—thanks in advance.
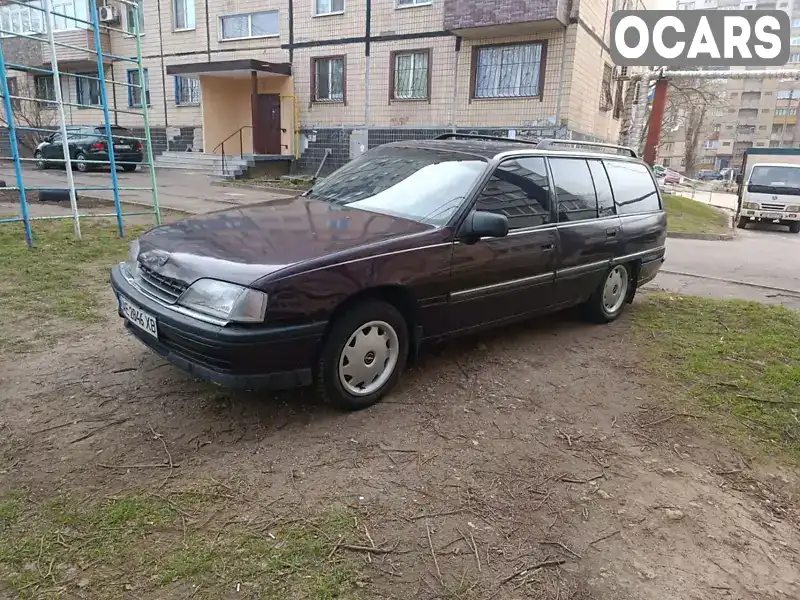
[213,125,253,175]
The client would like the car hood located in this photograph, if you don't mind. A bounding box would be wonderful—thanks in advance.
[135,195,433,287]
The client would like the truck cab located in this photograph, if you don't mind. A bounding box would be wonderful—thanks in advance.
[736,149,800,234]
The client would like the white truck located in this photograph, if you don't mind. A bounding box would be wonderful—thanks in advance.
[735,148,800,234]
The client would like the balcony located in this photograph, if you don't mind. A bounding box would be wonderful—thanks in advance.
[39,29,111,71]
[443,0,569,38]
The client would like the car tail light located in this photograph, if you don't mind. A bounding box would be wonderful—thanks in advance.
[135,141,142,151]
[91,141,105,151]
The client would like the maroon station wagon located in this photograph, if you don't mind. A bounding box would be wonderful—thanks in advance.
[110,135,667,410]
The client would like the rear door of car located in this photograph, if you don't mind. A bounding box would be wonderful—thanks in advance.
[447,155,560,333]
[550,157,621,304]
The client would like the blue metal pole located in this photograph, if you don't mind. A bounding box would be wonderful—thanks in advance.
[0,41,33,246]
[89,0,124,237]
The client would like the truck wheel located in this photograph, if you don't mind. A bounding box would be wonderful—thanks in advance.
[736,216,749,229]
[789,222,800,234]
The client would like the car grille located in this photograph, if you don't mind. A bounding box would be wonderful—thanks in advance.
[137,264,187,303]
[760,203,786,211]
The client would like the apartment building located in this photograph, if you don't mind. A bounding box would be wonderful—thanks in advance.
[0,0,645,171]
[662,0,800,173]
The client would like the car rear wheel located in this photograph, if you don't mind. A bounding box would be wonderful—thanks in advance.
[789,222,800,234]
[122,164,137,172]
[34,151,48,170]
[316,300,408,411]
[583,264,631,324]
[74,152,89,173]
[736,216,749,229]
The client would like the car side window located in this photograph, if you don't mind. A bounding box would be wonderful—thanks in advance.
[50,132,61,144]
[549,158,598,223]
[473,157,551,229]
[604,160,661,214]
[587,160,615,218]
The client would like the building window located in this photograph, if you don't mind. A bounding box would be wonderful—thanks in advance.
[126,0,144,34]
[173,0,195,30]
[127,69,150,107]
[315,0,344,15]
[312,56,345,102]
[599,63,613,112]
[397,0,431,7]
[0,0,79,35]
[6,76,19,109]
[722,141,731,146]
[391,49,430,100]
[792,36,800,45]
[765,91,773,95]
[794,19,800,27]
[219,10,279,40]
[174,76,200,105]
[759,125,767,130]
[34,75,55,104]
[76,73,101,106]
[473,42,544,99]
[663,142,673,152]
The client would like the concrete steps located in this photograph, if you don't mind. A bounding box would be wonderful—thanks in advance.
[152,151,252,179]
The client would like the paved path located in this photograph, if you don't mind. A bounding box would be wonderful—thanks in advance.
[0,166,293,214]
[649,225,800,309]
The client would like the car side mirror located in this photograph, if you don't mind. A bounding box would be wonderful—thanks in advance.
[735,174,743,184]
[460,210,509,243]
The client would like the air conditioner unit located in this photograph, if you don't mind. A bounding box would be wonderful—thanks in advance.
[98,5,119,23]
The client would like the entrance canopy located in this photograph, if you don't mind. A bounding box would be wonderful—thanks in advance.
[166,59,291,78]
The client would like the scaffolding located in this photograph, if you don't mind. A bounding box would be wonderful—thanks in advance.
[0,0,159,247]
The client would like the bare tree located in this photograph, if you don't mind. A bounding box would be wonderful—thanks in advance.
[0,77,56,155]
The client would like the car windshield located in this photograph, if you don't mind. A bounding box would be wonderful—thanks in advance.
[749,165,800,188]
[306,146,487,226]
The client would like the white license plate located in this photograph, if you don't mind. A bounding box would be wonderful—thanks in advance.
[120,297,157,339]
[114,145,129,150]
[765,213,781,220]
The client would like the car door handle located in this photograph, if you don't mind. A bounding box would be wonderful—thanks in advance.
[606,228,618,238]
[541,243,554,251]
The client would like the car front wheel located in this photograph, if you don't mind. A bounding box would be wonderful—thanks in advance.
[736,216,749,229]
[34,151,47,170]
[583,264,631,324]
[789,222,800,234]
[316,300,409,411]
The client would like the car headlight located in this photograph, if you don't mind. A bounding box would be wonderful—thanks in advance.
[178,279,268,323]
[126,239,140,271]
[786,205,800,212]
[743,202,759,210]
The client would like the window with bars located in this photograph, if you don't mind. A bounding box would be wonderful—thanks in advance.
[76,73,101,106]
[126,0,144,34]
[127,69,150,107]
[220,10,278,40]
[315,0,344,15]
[600,63,613,112]
[312,56,345,102]
[173,0,195,30]
[473,42,543,99]
[391,50,429,100]
[175,76,200,105]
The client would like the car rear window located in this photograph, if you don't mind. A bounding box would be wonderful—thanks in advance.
[307,146,487,226]
[95,126,134,135]
[604,160,661,215]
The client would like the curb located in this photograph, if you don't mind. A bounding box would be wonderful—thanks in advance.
[667,231,735,241]
[660,269,800,297]
[211,181,304,196]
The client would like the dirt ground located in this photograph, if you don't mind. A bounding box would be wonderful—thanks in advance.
[1,285,798,600]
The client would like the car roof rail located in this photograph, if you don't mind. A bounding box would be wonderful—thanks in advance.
[534,139,637,158]
[433,132,539,146]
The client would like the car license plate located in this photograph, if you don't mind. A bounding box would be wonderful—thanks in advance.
[120,296,157,339]
[765,212,781,220]
[114,144,129,150]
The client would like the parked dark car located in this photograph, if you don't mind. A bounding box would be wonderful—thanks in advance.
[35,125,143,173]
[110,135,667,410]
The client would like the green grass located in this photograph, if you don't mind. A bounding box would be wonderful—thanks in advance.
[0,218,146,337]
[0,492,362,599]
[634,295,800,457]
[663,194,731,235]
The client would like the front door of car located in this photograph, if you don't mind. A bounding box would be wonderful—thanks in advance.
[447,156,560,334]
[549,157,621,304]
[43,132,62,161]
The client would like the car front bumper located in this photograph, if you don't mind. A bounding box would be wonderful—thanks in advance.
[110,265,326,390]
[742,209,800,221]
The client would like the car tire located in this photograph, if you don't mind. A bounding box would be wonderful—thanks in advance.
[34,151,48,170]
[122,164,137,172]
[736,216,749,229]
[315,300,409,411]
[583,264,631,324]
[75,152,89,173]
[789,222,800,234]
